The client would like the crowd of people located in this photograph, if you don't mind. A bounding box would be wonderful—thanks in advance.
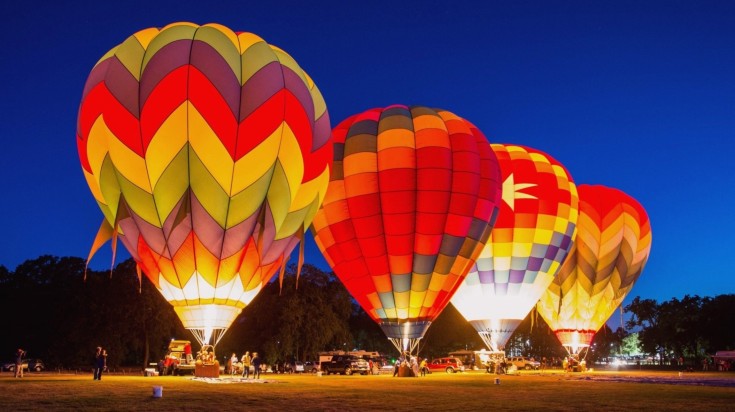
[224,350,261,379]
[703,356,732,372]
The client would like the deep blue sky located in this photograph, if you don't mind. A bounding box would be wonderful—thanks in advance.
[1,0,733,317]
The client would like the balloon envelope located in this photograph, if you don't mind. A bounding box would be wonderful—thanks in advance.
[536,185,652,354]
[77,22,332,346]
[451,144,579,351]
[310,105,502,352]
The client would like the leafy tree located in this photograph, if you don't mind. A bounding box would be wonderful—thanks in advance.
[625,297,667,362]
[700,294,735,352]
[621,332,642,356]
[588,325,626,362]
[0,264,11,284]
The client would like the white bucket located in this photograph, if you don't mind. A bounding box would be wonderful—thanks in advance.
[494,378,500,385]
[678,372,683,378]
[152,386,163,398]
[316,371,323,377]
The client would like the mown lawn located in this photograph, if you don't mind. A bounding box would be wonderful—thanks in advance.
[1,369,733,411]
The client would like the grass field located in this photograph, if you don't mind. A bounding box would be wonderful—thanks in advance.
[2,369,733,411]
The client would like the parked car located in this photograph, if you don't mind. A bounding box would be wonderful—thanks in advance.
[304,361,319,373]
[426,357,464,374]
[507,356,540,370]
[3,359,45,372]
[320,355,370,375]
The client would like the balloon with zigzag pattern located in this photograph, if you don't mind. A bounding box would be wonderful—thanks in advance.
[77,22,332,346]
[536,184,652,355]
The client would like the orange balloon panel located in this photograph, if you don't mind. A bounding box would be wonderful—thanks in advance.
[537,185,652,352]
[311,105,502,340]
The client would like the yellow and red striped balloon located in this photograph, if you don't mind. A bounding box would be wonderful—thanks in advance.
[536,185,652,354]
[311,105,502,353]
[77,22,332,346]
[451,144,578,351]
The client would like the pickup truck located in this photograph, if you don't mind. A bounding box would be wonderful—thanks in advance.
[161,339,196,376]
[507,356,541,370]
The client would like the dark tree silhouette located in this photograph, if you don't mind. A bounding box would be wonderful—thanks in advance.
[2,255,732,372]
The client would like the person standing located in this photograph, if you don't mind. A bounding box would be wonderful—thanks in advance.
[411,356,419,377]
[98,348,108,379]
[184,342,193,363]
[419,358,427,377]
[14,348,25,378]
[230,353,239,376]
[93,347,102,380]
[252,352,261,379]
[241,351,252,379]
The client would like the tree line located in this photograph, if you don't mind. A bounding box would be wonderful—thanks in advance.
[0,255,476,370]
[624,295,735,364]
[0,255,732,370]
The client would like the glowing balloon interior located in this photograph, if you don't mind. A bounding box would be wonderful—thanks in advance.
[536,185,652,354]
[77,22,332,347]
[451,145,578,351]
[311,105,502,354]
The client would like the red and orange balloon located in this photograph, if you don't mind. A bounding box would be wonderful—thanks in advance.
[311,105,502,352]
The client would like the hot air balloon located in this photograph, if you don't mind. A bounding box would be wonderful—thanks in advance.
[536,184,652,355]
[451,145,579,351]
[77,22,332,347]
[310,105,502,353]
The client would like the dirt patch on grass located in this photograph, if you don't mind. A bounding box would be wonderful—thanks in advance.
[561,372,735,387]
[191,377,282,384]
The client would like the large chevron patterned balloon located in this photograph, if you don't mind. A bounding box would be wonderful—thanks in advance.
[451,144,579,351]
[311,105,502,353]
[77,22,332,346]
[536,184,652,354]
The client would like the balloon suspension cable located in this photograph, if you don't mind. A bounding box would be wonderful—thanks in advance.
[189,328,229,348]
[579,346,590,361]
[564,344,590,359]
[478,331,501,352]
[388,337,421,356]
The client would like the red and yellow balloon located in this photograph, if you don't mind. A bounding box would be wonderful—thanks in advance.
[310,105,502,353]
[451,144,579,351]
[77,22,332,346]
[536,185,652,354]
